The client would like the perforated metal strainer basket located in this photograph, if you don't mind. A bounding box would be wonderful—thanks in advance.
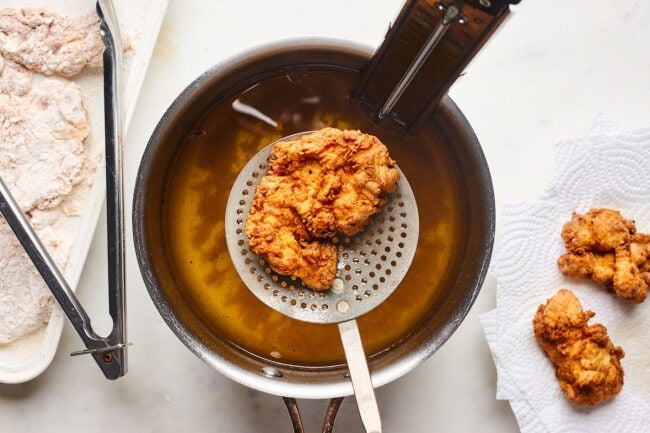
[225,133,419,433]
[225,137,419,324]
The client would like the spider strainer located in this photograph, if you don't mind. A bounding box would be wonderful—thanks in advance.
[225,135,419,323]
[225,132,419,433]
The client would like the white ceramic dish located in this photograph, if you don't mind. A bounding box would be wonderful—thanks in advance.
[0,0,169,383]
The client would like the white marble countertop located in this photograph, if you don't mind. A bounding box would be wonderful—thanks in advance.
[2,1,649,432]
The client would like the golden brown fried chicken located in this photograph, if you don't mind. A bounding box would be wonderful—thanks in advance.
[558,208,649,303]
[268,128,400,237]
[245,175,338,290]
[245,128,399,291]
[612,233,650,303]
[557,251,616,284]
[533,289,625,405]
[561,208,635,253]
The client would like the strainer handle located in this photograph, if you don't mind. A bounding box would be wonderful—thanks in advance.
[338,320,382,433]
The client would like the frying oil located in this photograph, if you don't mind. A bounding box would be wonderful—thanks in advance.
[163,68,463,367]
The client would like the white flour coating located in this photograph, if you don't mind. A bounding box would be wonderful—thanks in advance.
[0,54,32,95]
[0,8,101,345]
[0,8,104,77]
[26,148,101,229]
[0,221,71,345]
[0,77,89,212]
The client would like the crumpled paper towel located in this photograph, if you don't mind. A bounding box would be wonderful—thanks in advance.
[481,115,650,433]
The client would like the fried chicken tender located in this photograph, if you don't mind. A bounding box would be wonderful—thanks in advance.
[557,251,615,284]
[561,208,635,253]
[245,128,399,291]
[558,208,649,303]
[268,127,400,237]
[612,234,650,303]
[533,289,625,405]
[245,175,338,290]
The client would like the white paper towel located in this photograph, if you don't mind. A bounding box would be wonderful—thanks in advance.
[481,115,650,433]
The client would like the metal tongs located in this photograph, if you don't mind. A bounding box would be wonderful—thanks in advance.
[0,0,127,379]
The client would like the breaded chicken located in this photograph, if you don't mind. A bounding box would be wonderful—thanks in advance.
[0,9,104,77]
[245,128,399,291]
[533,289,625,405]
[245,175,338,290]
[558,208,649,303]
[629,233,650,267]
[561,208,635,253]
[268,127,400,237]
[557,251,616,284]
[612,234,650,303]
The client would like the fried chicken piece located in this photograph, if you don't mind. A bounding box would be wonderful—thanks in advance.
[245,175,337,290]
[245,128,399,291]
[558,208,649,303]
[611,233,650,303]
[557,251,615,284]
[533,289,625,405]
[268,127,400,237]
[561,208,635,253]
[629,233,650,272]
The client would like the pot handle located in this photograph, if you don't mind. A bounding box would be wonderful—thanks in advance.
[283,397,345,433]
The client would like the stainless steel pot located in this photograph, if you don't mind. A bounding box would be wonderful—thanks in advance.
[132,39,495,400]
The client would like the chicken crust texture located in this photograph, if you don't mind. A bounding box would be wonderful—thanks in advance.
[558,208,649,303]
[533,289,625,405]
[561,208,635,253]
[245,128,399,291]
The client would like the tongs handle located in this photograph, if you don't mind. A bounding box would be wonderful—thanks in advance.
[0,0,127,380]
[0,180,126,379]
[96,0,127,376]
